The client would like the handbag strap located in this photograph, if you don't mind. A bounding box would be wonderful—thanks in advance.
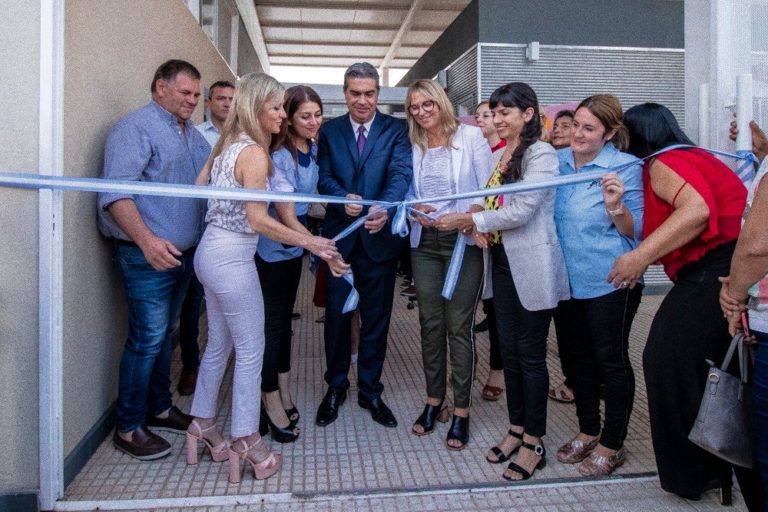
[720,332,743,372]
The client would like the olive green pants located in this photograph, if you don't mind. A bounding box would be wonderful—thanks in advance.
[412,228,483,408]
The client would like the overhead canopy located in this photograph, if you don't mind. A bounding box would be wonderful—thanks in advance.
[250,0,471,83]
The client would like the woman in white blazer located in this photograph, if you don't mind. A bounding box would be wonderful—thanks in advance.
[436,82,569,481]
[404,79,492,451]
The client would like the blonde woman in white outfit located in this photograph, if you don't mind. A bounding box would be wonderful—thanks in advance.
[186,73,348,483]
[405,79,492,451]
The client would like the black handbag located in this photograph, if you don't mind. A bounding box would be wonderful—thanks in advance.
[688,332,754,468]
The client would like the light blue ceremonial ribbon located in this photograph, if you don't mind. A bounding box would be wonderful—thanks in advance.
[0,144,756,305]
[735,150,758,185]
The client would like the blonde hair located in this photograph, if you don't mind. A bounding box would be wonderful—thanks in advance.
[405,79,459,152]
[210,72,285,166]
[576,94,629,151]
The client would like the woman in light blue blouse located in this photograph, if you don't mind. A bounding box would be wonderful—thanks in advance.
[255,85,324,442]
[553,94,643,477]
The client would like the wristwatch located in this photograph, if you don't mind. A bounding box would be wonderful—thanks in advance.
[606,204,625,216]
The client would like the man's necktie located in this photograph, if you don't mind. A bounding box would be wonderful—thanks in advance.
[357,125,367,156]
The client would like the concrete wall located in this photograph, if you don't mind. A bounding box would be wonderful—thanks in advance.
[1,0,238,502]
[0,0,41,496]
[477,0,683,48]
[237,17,264,75]
[63,0,235,455]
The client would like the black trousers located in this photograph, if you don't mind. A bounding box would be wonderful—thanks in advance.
[644,242,763,509]
[482,298,503,371]
[255,254,303,392]
[555,286,642,450]
[491,245,552,437]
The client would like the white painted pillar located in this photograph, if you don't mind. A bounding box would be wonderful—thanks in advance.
[38,0,65,509]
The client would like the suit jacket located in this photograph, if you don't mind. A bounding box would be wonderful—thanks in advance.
[406,123,492,248]
[317,110,413,262]
[473,140,570,311]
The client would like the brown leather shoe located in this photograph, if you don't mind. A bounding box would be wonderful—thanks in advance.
[177,366,198,396]
[113,426,171,460]
[146,405,192,434]
[556,436,598,464]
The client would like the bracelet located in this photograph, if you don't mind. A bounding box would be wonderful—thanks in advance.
[606,203,625,217]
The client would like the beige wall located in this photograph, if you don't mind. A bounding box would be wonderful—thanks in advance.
[0,0,41,493]
[1,0,239,497]
[62,0,236,457]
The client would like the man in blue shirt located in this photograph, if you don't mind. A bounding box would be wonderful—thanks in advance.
[98,59,210,460]
[195,80,234,147]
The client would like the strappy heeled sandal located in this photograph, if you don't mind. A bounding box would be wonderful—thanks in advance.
[411,400,450,436]
[503,440,546,481]
[285,406,300,426]
[446,414,470,451]
[486,429,523,463]
[185,419,229,465]
[228,437,282,483]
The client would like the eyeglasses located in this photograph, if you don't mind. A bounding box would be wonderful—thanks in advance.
[408,100,436,115]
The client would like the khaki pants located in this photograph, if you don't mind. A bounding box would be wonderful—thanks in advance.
[412,228,483,408]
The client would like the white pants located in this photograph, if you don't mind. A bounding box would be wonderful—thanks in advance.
[190,225,264,437]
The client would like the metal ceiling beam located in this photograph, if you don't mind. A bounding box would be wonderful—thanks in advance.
[260,20,441,31]
[380,0,424,84]
[234,0,270,73]
[255,0,463,12]
[264,39,428,49]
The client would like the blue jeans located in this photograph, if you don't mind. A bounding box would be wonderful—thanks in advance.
[754,329,768,510]
[113,243,195,433]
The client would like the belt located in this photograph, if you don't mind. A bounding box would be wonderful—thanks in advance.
[112,238,138,248]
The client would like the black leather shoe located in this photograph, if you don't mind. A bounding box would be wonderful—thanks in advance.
[113,426,171,460]
[446,414,469,451]
[358,396,398,428]
[316,388,347,426]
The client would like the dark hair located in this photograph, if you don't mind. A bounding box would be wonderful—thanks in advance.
[623,103,694,159]
[208,80,235,99]
[150,59,201,93]
[270,85,324,164]
[343,62,380,91]
[489,82,541,184]
[554,109,575,123]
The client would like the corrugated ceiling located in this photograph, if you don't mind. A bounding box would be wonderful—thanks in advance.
[254,0,471,69]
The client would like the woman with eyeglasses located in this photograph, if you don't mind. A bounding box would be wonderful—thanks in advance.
[404,79,491,451]
[551,110,574,150]
[553,95,643,477]
[436,82,569,480]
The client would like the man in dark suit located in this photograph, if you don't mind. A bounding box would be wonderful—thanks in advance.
[316,62,413,428]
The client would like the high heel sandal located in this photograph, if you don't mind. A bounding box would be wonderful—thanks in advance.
[411,400,449,436]
[446,415,469,451]
[285,406,300,426]
[260,403,299,443]
[228,437,282,483]
[503,440,546,481]
[185,419,229,465]
[486,429,523,463]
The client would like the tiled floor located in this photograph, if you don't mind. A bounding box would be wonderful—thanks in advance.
[59,265,746,511]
